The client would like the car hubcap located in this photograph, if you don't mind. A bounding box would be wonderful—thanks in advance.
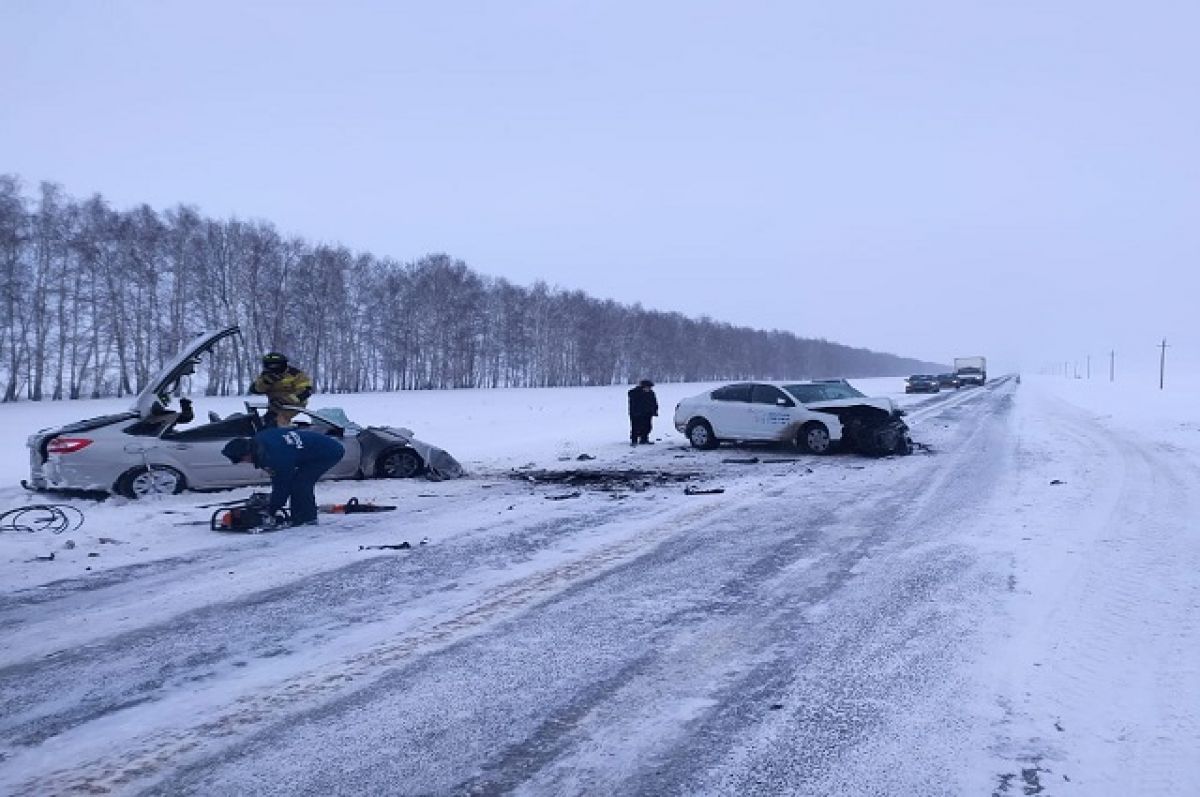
[133,469,178,496]
[690,426,709,446]
[807,428,830,453]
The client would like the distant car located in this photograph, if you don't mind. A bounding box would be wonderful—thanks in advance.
[24,326,464,498]
[905,374,941,394]
[936,373,960,389]
[673,379,911,456]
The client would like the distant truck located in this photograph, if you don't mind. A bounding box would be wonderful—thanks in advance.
[954,356,987,387]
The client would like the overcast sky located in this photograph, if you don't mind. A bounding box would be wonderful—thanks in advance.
[2,1,1197,377]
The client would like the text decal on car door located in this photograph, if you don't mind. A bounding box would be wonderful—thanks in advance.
[283,431,304,448]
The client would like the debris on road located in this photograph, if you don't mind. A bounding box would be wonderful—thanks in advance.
[515,468,699,494]
[0,504,85,535]
[722,457,760,464]
[1050,479,1066,485]
[684,486,725,496]
[545,491,583,501]
[359,542,411,551]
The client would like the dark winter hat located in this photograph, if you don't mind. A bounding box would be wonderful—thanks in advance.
[639,379,655,387]
[262,352,288,369]
[222,437,254,464]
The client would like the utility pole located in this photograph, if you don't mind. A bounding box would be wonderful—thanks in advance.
[1086,355,1091,379]
[1159,338,1169,390]
[1109,350,1115,382]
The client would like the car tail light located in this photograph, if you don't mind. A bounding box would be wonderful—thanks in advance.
[48,437,93,454]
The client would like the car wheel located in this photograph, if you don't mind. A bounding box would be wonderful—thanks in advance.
[377,447,424,479]
[686,419,718,450]
[115,465,187,498]
[796,422,833,455]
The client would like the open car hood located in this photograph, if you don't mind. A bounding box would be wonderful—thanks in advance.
[131,325,241,417]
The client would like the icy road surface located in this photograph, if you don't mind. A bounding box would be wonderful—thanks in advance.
[1,377,1198,795]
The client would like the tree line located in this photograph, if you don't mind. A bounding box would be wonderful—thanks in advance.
[0,176,944,402]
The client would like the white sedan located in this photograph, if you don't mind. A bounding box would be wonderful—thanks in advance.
[673,380,912,456]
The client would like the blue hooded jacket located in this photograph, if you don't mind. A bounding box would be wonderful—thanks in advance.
[250,427,345,512]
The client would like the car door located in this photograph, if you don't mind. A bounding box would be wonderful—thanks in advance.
[292,410,362,479]
[316,429,361,479]
[748,384,796,441]
[160,413,264,488]
[707,384,754,438]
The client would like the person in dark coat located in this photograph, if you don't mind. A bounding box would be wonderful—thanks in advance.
[627,379,659,445]
[222,428,345,526]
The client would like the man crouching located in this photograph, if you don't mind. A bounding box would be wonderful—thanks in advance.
[222,429,345,526]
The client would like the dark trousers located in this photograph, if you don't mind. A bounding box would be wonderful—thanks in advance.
[288,451,342,524]
[630,414,653,443]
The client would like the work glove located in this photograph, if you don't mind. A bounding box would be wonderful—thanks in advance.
[180,398,192,408]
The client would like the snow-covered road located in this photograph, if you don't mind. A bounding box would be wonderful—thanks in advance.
[2,377,1198,796]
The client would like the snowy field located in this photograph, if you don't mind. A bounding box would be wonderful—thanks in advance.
[1,375,1198,795]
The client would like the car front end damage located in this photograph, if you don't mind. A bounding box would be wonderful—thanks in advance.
[358,425,465,480]
[806,399,912,456]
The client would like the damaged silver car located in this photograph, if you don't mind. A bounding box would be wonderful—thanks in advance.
[24,325,464,498]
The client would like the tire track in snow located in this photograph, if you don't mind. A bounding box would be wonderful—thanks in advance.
[149,383,1022,796]
[0,497,724,796]
[993,391,1200,795]
[1,382,1016,795]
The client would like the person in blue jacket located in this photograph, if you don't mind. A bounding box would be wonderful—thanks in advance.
[222,428,345,526]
